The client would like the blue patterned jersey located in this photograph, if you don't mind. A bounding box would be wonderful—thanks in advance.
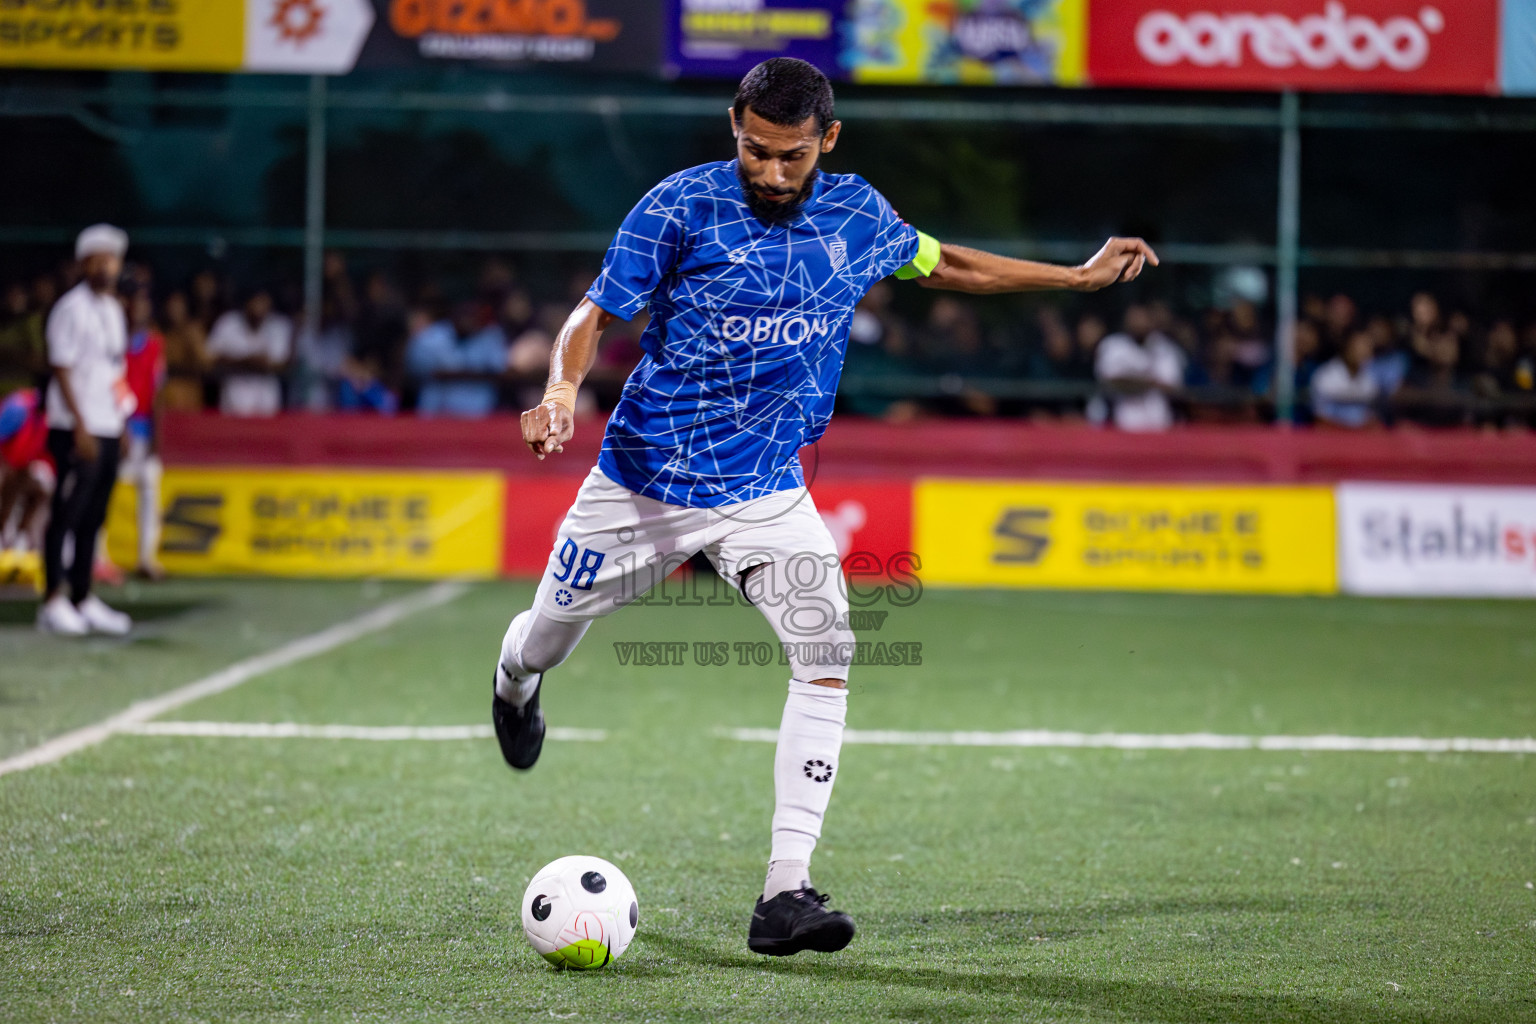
[586,160,920,508]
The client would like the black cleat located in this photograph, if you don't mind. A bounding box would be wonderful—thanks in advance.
[748,887,856,956]
[491,669,545,771]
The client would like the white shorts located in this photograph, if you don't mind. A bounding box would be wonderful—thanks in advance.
[529,467,854,676]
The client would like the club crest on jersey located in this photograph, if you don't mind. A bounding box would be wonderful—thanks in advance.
[727,247,751,265]
[827,237,847,273]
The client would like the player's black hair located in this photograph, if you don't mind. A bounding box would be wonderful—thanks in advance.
[733,58,835,136]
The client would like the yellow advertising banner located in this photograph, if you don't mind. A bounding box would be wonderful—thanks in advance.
[0,0,244,71]
[105,468,504,578]
[0,548,42,590]
[915,480,1337,594]
[845,0,1086,86]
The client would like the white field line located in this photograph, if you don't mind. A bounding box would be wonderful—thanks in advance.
[123,721,606,742]
[112,722,1536,754]
[0,581,469,778]
[719,727,1536,754]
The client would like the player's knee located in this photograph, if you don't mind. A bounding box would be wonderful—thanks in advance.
[783,616,855,683]
[503,610,589,675]
[747,556,854,682]
[504,635,563,674]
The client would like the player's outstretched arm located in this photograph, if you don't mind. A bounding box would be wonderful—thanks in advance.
[918,237,1159,295]
[520,297,615,460]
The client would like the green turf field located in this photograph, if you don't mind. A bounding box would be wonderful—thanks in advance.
[2,578,1533,1022]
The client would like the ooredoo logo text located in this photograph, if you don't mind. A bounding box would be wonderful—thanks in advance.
[1087,0,1500,94]
[1134,3,1443,72]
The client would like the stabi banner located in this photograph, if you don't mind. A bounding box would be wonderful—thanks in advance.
[0,0,658,74]
[1086,0,1502,94]
[1336,483,1536,596]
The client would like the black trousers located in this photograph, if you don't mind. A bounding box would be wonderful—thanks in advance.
[44,428,121,603]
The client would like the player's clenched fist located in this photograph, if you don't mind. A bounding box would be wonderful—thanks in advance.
[521,400,574,460]
[1077,237,1160,292]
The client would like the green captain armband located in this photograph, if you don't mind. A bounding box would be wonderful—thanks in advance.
[893,230,941,280]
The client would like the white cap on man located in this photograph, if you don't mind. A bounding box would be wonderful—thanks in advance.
[75,223,129,261]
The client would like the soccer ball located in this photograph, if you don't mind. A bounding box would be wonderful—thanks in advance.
[521,855,638,970]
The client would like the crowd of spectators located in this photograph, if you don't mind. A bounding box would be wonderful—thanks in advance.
[0,253,654,423]
[846,284,1536,430]
[2,254,1534,432]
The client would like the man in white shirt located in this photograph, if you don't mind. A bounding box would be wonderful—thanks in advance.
[207,288,292,416]
[38,224,135,636]
[1311,328,1378,428]
[1094,303,1186,431]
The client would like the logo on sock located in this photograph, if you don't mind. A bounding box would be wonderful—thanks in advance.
[803,758,834,783]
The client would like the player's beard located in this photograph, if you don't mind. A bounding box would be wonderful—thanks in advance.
[738,162,820,227]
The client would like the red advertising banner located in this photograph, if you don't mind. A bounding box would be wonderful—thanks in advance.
[806,480,915,572]
[503,477,587,576]
[1087,0,1499,94]
[500,476,915,579]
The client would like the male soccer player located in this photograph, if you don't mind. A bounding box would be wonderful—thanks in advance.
[493,57,1157,957]
[120,285,167,579]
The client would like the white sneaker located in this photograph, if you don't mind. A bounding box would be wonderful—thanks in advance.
[76,594,132,636]
[37,595,89,637]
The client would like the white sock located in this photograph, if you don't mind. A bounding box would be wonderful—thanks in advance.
[136,454,161,568]
[494,611,542,707]
[768,678,848,894]
[764,859,810,901]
